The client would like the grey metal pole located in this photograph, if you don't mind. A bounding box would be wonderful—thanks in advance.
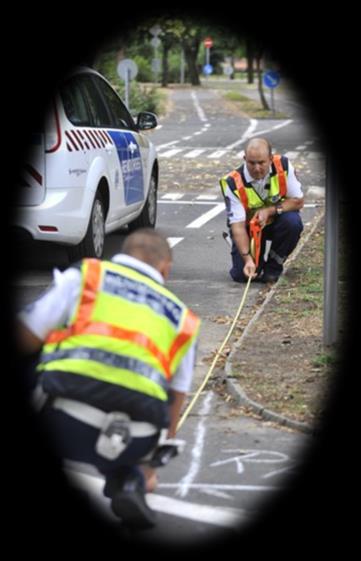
[180,48,185,84]
[323,155,339,346]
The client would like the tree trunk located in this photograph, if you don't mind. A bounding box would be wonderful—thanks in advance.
[161,43,170,87]
[183,40,200,86]
[256,56,270,110]
[246,39,254,84]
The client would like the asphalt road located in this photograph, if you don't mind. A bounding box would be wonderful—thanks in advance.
[13,81,326,545]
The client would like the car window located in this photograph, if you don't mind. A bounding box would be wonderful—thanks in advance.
[60,76,92,126]
[79,75,113,127]
[92,75,136,131]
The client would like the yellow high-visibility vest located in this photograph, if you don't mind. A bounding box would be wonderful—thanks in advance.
[220,155,288,222]
[38,259,200,402]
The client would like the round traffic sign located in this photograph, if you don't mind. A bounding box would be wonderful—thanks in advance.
[223,65,234,76]
[117,59,138,81]
[203,64,213,75]
[150,36,161,48]
[204,37,213,48]
[263,70,281,89]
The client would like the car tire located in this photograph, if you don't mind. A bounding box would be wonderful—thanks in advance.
[67,192,105,262]
[128,171,157,232]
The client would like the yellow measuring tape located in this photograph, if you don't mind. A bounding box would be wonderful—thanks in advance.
[177,275,252,431]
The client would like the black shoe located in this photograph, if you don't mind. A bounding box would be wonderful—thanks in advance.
[110,475,157,529]
[261,272,280,284]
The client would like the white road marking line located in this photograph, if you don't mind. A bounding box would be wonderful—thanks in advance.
[184,148,206,158]
[240,119,293,142]
[159,200,221,205]
[207,149,227,159]
[177,392,213,497]
[234,149,245,159]
[161,193,184,200]
[186,203,225,228]
[225,118,258,149]
[296,145,306,150]
[147,493,244,528]
[156,139,180,150]
[195,194,218,200]
[67,468,246,529]
[284,151,299,159]
[191,90,207,122]
[158,148,184,158]
[182,136,192,140]
[167,237,184,248]
[159,483,277,491]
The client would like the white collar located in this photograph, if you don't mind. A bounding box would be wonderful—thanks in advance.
[244,165,270,185]
[111,253,164,285]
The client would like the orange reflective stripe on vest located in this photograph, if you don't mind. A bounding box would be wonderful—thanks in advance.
[46,322,172,380]
[76,258,102,327]
[272,155,287,197]
[228,170,249,211]
[169,309,199,364]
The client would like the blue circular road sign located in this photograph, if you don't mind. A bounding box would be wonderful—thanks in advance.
[263,70,281,89]
[203,64,213,75]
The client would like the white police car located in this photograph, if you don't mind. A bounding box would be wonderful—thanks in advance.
[15,67,159,259]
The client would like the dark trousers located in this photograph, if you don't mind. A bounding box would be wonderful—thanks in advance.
[230,211,303,283]
[41,407,160,491]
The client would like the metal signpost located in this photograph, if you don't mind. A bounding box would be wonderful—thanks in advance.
[203,37,213,79]
[117,59,138,110]
[149,25,162,83]
[263,69,281,116]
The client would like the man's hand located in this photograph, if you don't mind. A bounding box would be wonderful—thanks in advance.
[243,255,257,279]
[254,207,274,228]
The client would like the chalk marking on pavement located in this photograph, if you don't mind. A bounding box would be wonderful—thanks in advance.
[167,237,184,248]
[198,487,235,500]
[185,203,225,229]
[262,464,297,479]
[176,391,213,498]
[191,90,208,122]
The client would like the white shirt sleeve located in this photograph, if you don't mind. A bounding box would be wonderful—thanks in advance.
[169,343,196,393]
[224,184,246,224]
[285,160,303,198]
[18,267,82,341]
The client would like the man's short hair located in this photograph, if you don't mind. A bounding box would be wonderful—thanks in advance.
[122,228,172,268]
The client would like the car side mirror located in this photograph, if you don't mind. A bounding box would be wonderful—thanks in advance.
[136,111,158,131]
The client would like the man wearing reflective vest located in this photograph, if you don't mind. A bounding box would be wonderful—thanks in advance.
[17,228,200,528]
[220,138,304,283]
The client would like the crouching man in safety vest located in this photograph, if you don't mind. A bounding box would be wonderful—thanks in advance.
[16,228,200,529]
[220,138,304,283]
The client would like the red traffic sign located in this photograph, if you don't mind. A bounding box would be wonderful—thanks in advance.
[204,37,213,48]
